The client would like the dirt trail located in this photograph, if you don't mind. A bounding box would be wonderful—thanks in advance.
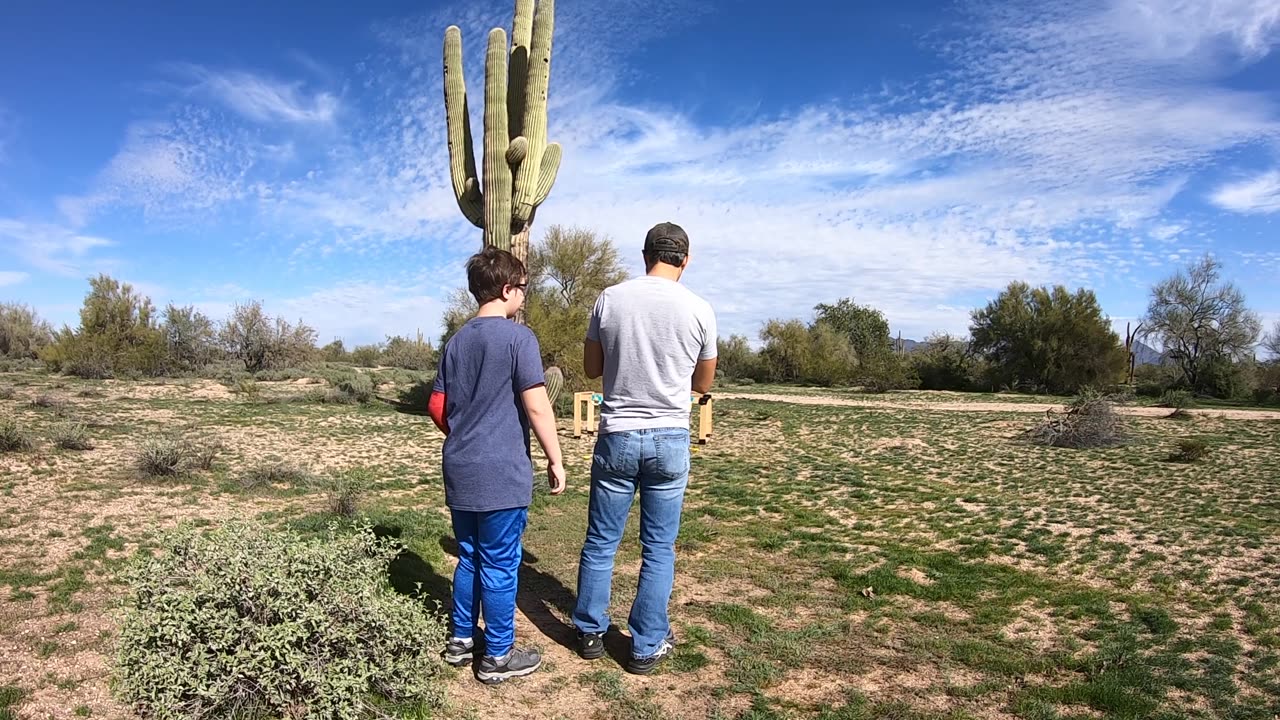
[716,393,1280,421]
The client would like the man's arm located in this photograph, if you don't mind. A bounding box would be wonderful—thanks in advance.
[692,357,716,395]
[583,339,604,380]
[427,389,449,435]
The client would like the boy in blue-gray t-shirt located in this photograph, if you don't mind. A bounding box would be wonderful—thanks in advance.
[427,246,566,684]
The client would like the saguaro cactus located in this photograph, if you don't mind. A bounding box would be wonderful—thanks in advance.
[443,0,562,267]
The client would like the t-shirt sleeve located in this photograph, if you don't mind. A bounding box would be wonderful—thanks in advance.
[432,343,448,393]
[515,331,546,392]
[586,292,605,343]
[698,302,718,361]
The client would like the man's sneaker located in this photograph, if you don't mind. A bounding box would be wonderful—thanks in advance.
[476,647,542,685]
[578,631,605,660]
[442,637,474,667]
[626,638,674,676]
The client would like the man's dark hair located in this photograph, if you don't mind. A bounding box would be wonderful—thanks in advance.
[466,246,527,304]
[642,221,689,269]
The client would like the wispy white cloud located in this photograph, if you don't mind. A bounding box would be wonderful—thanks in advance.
[1211,170,1280,213]
[57,111,255,226]
[168,64,340,125]
[0,219,114,276]
[0,271,29,287]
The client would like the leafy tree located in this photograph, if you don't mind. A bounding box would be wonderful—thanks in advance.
[320,339,348,363]
[162,304,216,371]
[1263,320,1280,361]
[758,319,817,383]
[912,332,975,391]
[441,225,628,393]
[1142,255,1261,395]
[970,281,1125,394]
[381,334,434,370]
[0,302,53,359]
[813,298,912,390]
[40,275,165,378]
[219,301,317,372]
[716,334,760,381]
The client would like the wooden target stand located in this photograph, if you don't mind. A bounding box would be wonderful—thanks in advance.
[573,392,714,444]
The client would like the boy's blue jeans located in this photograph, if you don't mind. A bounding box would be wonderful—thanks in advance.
[572,428,690,659]
[449,506,528,658]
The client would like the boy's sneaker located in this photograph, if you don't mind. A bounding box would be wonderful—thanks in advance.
[442,637,474,667]
[577,631,605,660]
[476,647,542,685]
[626,637,675,676]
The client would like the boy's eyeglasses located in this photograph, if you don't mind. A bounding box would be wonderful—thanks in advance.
[510,283,528,293]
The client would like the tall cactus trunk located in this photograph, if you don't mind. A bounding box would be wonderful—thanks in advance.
[512,221,531,325]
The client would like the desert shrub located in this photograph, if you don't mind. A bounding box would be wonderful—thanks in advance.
[397,380,433,411]
[113,521,447,720]
[1171,438,1209,463]
[231,378,259,398]
[1159,389,1194,409]
[314,468,373,517]
[320,339,348,363]
[0,417,33,452]
[333,373,375,405]
[30,393,59,409]
[350,344,383,368]
[912,333,975,391]
[0,386,14,400]
[40,275,166,378]
[162,304,216,371]
[50,421,93,450]
[381,335,434,371]
[1021,389,1126,449]
[240,460,312,491]
[0,302,54,360]
[134,436,221,477]
[716,334,761,382]
[219,301,318,372]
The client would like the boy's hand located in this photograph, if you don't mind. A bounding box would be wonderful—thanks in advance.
[547,462,566,495]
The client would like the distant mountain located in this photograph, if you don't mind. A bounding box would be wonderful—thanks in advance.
[1130,339,1165,366]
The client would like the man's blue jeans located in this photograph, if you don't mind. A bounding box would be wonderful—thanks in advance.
[450,506,528,658]
[572,428,690,659]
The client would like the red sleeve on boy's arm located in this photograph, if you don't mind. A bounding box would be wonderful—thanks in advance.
[427,390,449,435]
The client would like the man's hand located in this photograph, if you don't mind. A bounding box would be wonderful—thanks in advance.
[547,461,567,495]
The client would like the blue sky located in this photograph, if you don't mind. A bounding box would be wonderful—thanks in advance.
[1,0,1278,348]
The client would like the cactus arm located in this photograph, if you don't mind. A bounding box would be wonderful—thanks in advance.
[508,0,534,140]
[443,26,484,228]
[531,141,561,206]
[506,136,528,167]
[511,0,554,224]
[482,28,513,250]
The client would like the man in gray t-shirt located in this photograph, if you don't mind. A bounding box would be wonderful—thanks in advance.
[571,221,717,675]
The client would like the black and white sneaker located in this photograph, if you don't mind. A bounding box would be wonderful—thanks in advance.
[626,637,674,676]
[578,631,605,660]
[442,636,474,667]
[476,647,542,684]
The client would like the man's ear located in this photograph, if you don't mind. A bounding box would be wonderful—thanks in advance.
[681,254,691,269]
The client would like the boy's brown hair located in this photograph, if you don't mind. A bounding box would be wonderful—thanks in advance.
[466,246,527,304]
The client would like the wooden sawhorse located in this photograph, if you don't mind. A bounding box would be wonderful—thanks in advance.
[573,392,714,444]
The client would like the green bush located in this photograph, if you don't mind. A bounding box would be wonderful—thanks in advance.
[1171,438,1209,463]
[240,460,312,491]
[381,335,434,371]
[333,373,375,405]
[314,468,373,517]
[350,344,382,368]
[134,436,221,477]
[113,521,447,719]
[50,421,93,451]
[0,417,33,452]
[0,386,13,400]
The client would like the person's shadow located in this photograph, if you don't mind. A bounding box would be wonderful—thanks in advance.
[372,524,452,612]
[437,536,631,665]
